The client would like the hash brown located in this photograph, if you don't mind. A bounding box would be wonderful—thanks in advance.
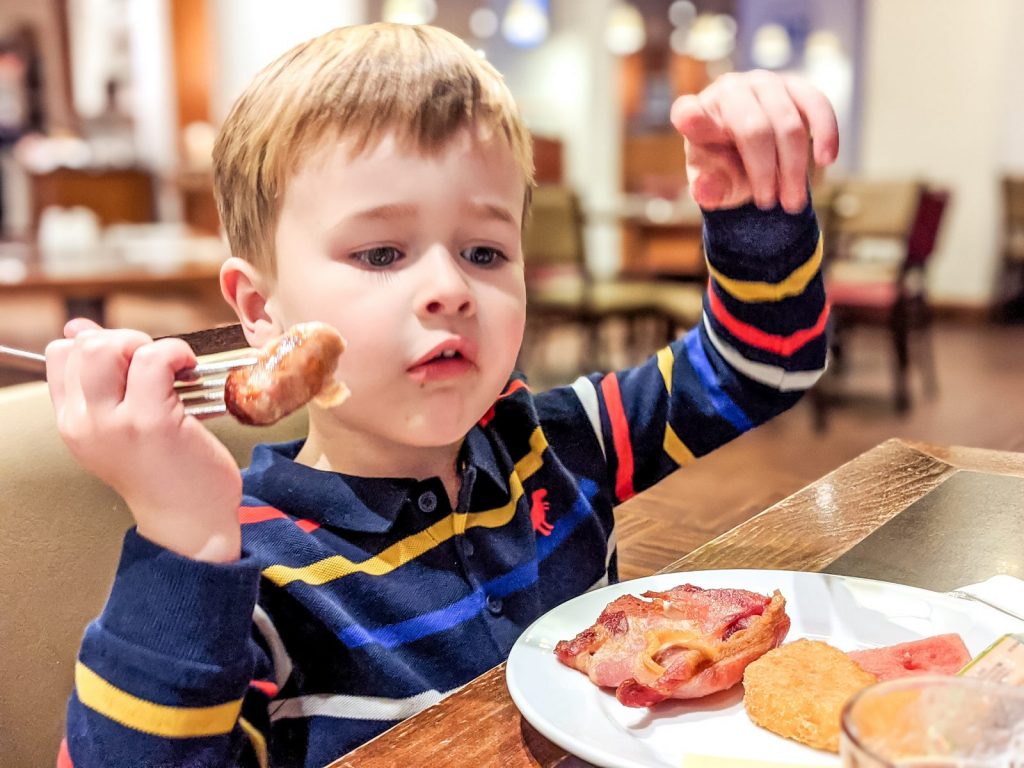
[742,638,877,752]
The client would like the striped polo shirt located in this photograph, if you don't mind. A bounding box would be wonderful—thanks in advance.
[61,202,827,768]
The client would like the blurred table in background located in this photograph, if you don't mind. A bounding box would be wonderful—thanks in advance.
[0,232,225,326]
[589,194,706,282]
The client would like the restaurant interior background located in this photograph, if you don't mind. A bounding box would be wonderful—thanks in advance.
[2,0,1024,519]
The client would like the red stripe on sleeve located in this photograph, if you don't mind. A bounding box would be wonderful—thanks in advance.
[57,738,73,768]
[599,373,635,502]
[707,282,830,357]
[239,506,319,533]
[249,678,280,698]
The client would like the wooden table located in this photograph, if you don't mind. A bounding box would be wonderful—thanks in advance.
[0,237,225,325]
[331,439,1024,767]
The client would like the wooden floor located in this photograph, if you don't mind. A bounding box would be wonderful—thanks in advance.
[602,320,1024,580]
[5,310,1023,582]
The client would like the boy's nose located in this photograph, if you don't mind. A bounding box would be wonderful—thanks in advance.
[416,251,476,319]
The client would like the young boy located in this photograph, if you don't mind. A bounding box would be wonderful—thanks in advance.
[46,23,836,768]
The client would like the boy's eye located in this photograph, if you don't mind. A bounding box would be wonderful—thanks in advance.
[461,246,505,267]
[353,246,402,268]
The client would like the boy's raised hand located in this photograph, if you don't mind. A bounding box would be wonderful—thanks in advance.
[670,70,839,214]
[46,319,243,563]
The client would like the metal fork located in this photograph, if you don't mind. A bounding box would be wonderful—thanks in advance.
[173,351,257,419]
[0,343,256,420]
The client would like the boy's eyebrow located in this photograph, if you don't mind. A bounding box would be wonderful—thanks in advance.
[341,202,518,227]
[349,203,419,222]
[466,202,518,226]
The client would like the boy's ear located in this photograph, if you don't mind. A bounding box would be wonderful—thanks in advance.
[220,256,281,348]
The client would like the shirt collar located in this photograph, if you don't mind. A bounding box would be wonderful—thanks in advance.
[241,427,510,534]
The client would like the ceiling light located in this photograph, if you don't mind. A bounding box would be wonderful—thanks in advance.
[668,1,696,28]
[381,0,437,26]
[502,0,549,48]
[469,7,499,39]
[606,3,646,56]
[684,13,736,61]
[751,23,792,69]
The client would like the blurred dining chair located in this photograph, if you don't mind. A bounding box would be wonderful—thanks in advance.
[815,180,948,424]
[0,381,308,767]
[997,175,1024,321]
[521,184,676,376]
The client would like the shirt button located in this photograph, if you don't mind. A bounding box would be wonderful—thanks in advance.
[417,491,437,514]
[486,595,503,615]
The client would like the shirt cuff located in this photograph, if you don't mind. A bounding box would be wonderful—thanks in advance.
[98,528,261,668]
[702,201,819,282]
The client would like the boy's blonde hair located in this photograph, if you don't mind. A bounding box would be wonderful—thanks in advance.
[213,23,535,276]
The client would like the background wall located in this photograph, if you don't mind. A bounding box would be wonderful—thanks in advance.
[208,0,367,122]
[861,0,1022,306]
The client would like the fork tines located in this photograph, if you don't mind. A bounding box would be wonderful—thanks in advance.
[175,351,257,419]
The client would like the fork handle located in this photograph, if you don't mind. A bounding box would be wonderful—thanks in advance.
[158,324,248,356]
[0,345,47,371]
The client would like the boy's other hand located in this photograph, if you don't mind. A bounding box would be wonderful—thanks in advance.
[670,71,839,213]
[46,319,243,563]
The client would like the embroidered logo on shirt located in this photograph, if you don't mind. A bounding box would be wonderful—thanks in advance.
[530,488,553,536]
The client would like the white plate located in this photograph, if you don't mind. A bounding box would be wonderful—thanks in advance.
[506,569,1024,768]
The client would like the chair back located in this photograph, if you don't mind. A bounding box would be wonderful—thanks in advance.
[830,179,923,239]
[522,185,586,275]
[906,187,951,268]
[1002,176,1024,263]
[0,382,308,768]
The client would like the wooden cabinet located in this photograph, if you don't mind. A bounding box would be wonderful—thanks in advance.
[621,217,705,280]
[29,167,155,231]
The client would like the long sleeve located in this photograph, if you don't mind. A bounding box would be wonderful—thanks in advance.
[539,202,826,503]
[60,529,276,768]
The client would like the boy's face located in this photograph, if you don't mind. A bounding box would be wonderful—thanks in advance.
[264,129,527,448]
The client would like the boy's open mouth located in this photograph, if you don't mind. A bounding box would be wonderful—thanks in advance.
[408,338,477,383]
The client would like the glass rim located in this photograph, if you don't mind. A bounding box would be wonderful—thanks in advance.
[840,675,1024,760]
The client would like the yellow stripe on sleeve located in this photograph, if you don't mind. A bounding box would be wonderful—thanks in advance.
[238,717,268,768]
[656,346,674,393]
[262,427,549,587]
[707,235,822,303]
[655,345,696,467]
[663,425,696,466]
[74,662,243,738]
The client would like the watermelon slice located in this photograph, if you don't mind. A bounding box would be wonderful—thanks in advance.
[848,634,971,681]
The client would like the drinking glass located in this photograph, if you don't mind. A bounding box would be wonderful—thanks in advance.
[840,676,1024,767]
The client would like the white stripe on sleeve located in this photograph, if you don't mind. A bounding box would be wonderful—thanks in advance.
[570,375,606,458]
[253,604,293,692]
[270,687,455,723]
[702,314,826,392]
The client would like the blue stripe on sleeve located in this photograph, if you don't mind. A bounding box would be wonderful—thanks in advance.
[683,329,753,432]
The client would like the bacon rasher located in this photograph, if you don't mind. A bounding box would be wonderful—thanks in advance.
[554,584,790,707]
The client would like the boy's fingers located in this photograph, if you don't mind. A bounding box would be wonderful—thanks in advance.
[690,170,731,209]
[750,75,810,213]
[716,79,778,209]
[44,338,73,412]
[782,75,840,166]
[64,317,103,339]
[122,338,197,416]
[75,330,153,409]
[670,94,730,145]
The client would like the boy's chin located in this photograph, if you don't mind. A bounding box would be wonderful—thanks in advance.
[402,413,486,448]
